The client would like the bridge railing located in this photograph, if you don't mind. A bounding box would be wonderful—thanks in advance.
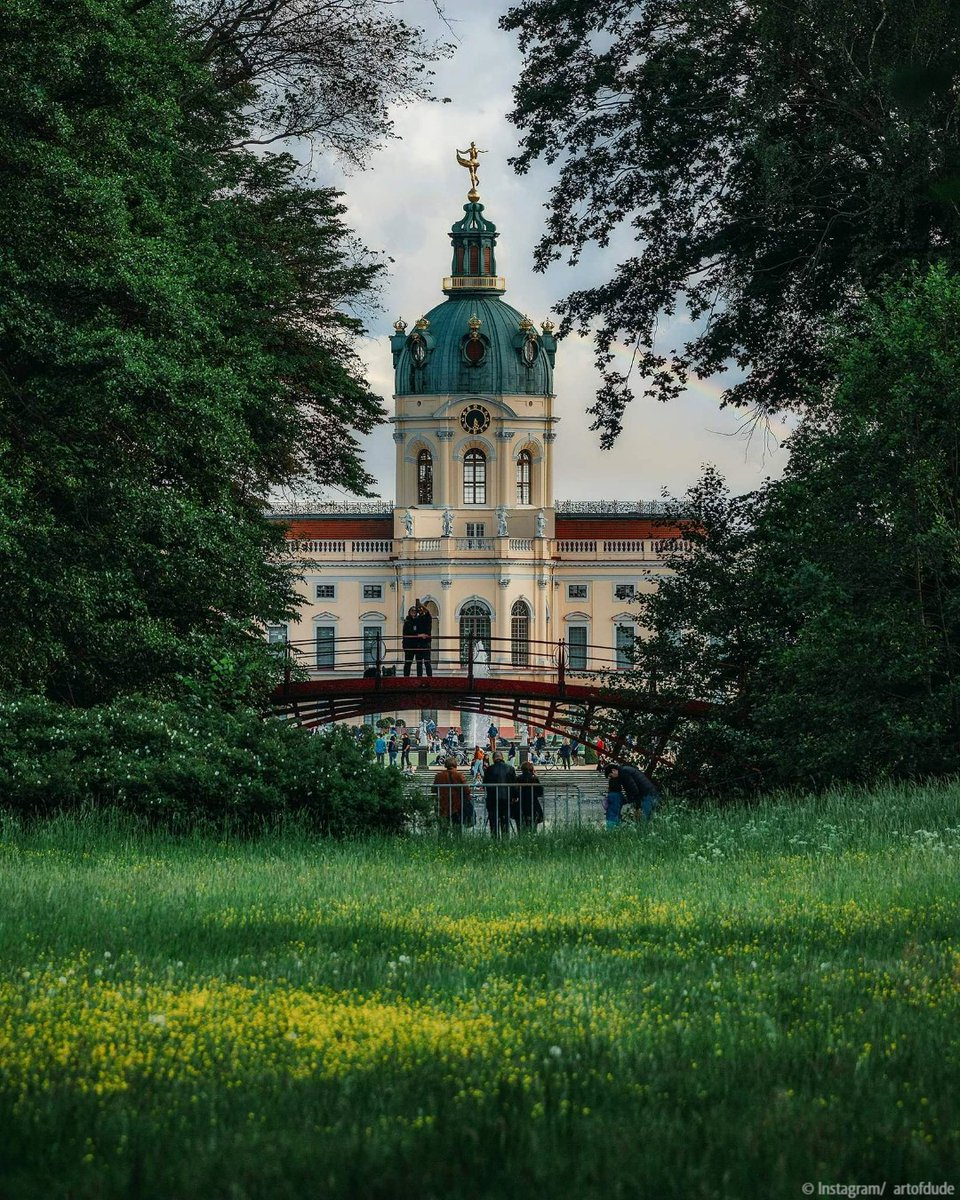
[273,632,633,685]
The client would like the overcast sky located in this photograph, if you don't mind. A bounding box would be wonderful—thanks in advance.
[307,0,792,506]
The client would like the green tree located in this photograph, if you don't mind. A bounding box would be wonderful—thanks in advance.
[177,0,450,161]
[628,266,960,795]
[502,0,960,442]
[0,0,383,704]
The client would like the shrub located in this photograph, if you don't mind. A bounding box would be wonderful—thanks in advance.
[0,697,429,835]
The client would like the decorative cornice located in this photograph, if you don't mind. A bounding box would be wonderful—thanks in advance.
[555,499,674,514]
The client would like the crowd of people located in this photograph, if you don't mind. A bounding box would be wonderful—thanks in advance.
[431,749,659,835]
[370,713,659,833]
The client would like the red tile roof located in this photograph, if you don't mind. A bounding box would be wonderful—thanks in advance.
[555,516,685,539]
[276,516,394,540]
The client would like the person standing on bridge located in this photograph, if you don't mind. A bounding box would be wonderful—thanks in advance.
[402,607,419,677]
[483,750,516,838]
[558,739,572,770]
[413,600,433,677]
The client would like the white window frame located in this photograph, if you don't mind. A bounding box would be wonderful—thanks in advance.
[615,621,637,669]
[315,582,338,601]
[463,449,487,505]
[564,619,590,671]
[566,582,589,602]
[362,623,385,668]
[613,581,636,602]
[362,582,385,601]
[315,624,336,669]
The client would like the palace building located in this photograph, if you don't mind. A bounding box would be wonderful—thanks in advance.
[268,152,688,731]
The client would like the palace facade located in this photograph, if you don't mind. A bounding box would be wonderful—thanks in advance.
[268,166,688,730]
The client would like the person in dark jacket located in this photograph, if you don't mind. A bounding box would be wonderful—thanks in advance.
[483,751,517,838]
[603,766,624,829]
[605,762,660,821]
[433,757,472,829]
[402,606,419,677]
[512,761,544,831]
[413,601,433,676]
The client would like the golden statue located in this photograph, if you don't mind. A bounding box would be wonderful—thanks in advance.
[456,141,486,200]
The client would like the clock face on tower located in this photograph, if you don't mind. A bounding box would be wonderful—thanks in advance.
[460,404,491,435]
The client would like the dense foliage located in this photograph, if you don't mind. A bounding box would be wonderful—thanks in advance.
[503,0,960,442]
[0,696,420,834]
[0,0,402,705]
[622,266,960,796]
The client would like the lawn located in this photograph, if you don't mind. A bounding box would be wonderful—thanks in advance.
[1,785,958,1199]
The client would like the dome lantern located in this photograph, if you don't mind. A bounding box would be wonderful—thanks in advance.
[390,147,556,396]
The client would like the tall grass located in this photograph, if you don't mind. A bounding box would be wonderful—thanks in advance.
[1,783,958,1199]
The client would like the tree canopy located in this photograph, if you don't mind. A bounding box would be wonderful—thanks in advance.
[503,0,960,443]
[177,0,450,160]
[0,0,397,704]
[625,265,960,795]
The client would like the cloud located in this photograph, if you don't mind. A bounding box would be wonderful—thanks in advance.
[316,0,791,503]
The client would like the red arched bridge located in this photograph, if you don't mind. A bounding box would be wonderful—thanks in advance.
[272,633,711,766]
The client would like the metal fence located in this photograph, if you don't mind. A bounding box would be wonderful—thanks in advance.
[428,779,592,836]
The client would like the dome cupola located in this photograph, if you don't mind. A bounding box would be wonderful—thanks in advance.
[390,143,557,398]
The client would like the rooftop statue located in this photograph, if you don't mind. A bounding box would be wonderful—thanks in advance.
[456,141,486,201]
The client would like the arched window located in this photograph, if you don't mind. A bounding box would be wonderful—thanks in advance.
[511,599,531,666]
[463,449,486,504]
[469,245,480,274]
[459,600,492,665]
[417,448,433,504]
[516,450,532,505]
[483,246,491,273]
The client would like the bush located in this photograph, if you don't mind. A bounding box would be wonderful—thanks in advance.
[0,697,430,835]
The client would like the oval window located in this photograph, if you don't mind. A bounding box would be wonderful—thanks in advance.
[464,339,485,365]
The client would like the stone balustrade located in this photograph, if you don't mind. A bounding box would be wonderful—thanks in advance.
[291,538,394,559]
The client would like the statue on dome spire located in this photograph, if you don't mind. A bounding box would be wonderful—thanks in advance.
[456,141,486,201]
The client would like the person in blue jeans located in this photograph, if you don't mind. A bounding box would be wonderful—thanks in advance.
[374,735,386,765]
[604,762,659,821]
[603,770,624,829]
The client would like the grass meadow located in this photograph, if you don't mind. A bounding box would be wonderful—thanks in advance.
[1,784,959,1199]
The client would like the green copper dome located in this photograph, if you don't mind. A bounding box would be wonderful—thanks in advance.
[390,199,557,396]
